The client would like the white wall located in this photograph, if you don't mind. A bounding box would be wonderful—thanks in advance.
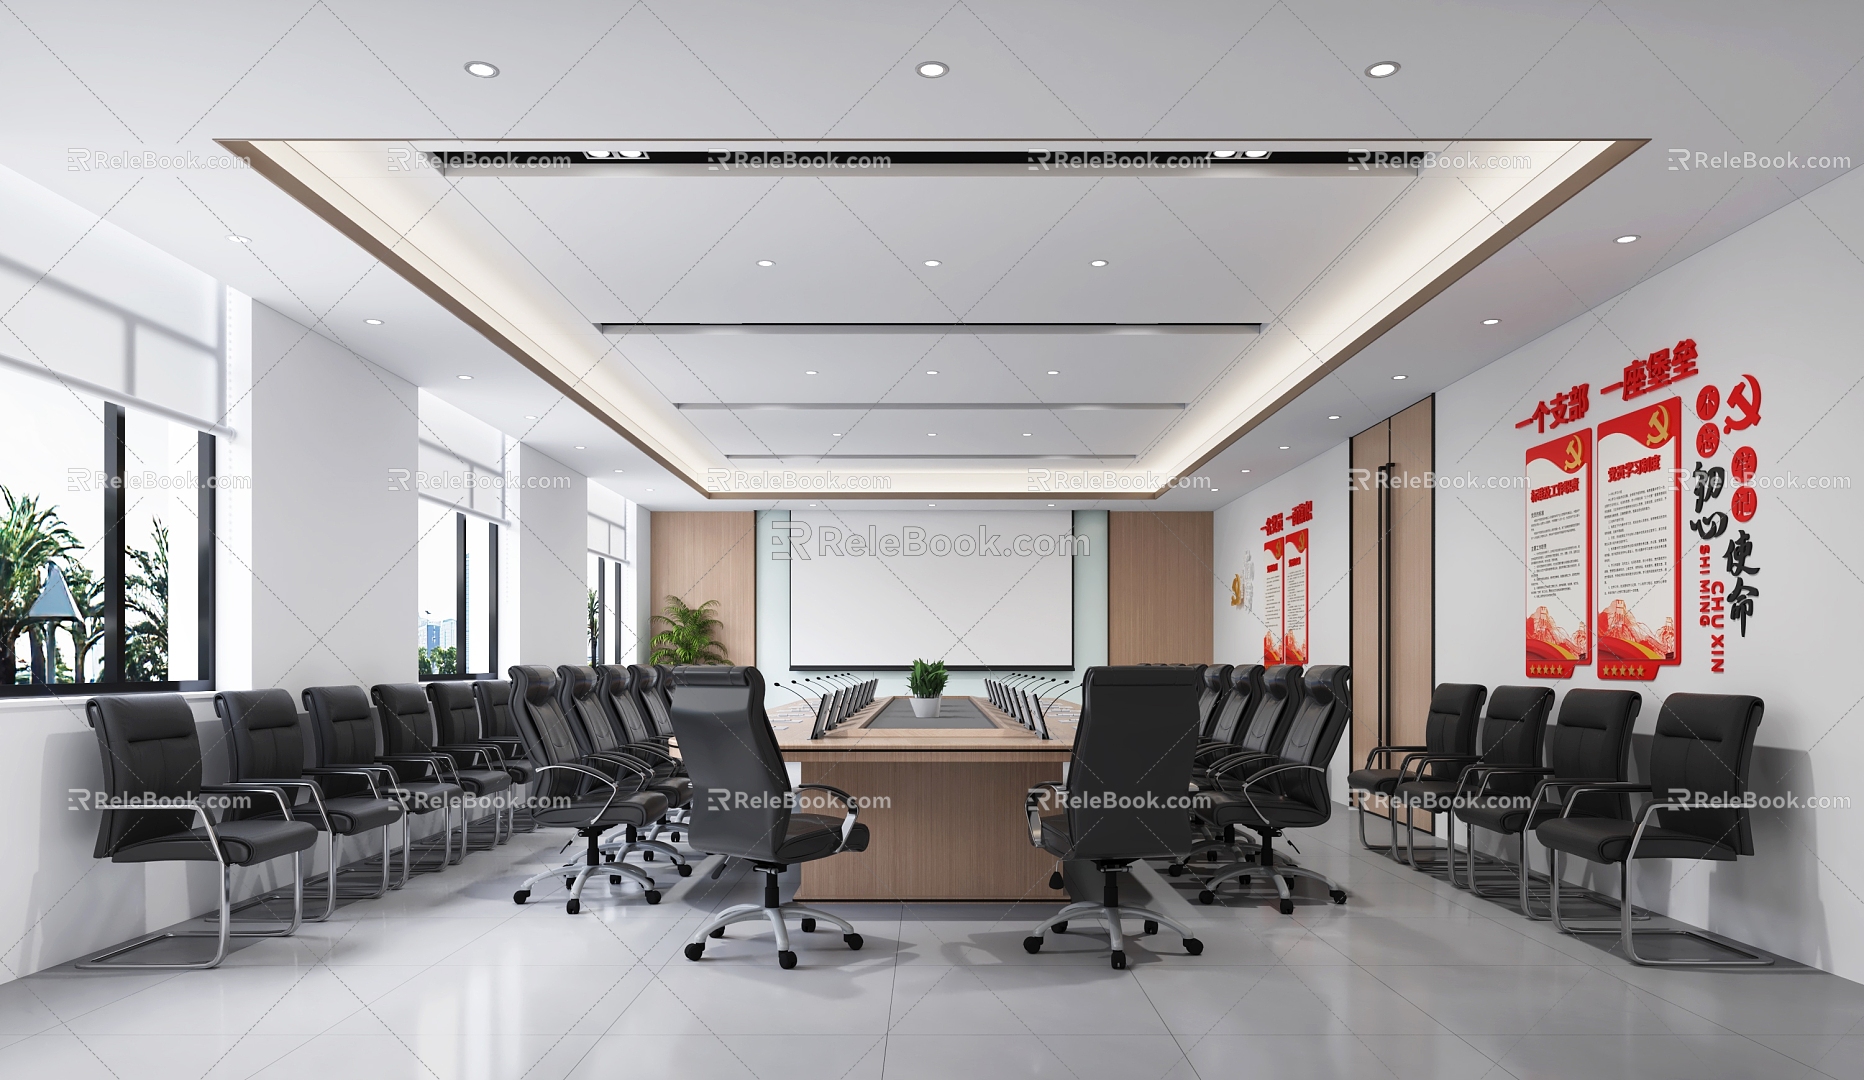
[1213,442,1354,800]
[1437,166,1864,976]
[510,443,587,667]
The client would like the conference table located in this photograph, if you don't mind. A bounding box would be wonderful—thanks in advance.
[772,695,1076,901]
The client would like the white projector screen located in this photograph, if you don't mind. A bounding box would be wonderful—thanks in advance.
[788,510,1077,668]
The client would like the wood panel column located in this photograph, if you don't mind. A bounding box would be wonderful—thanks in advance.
[1109,511,1213,665]
[649,511,757,667]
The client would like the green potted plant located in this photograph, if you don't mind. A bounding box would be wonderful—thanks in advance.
[649,595,731,665]
[907,658,949,718]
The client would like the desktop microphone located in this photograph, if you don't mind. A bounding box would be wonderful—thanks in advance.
[772,681,815,707]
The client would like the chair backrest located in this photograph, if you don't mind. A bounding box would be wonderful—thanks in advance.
[558,664,624,756]
[87,693,206,857]
[1204,668,1251,744]
[1649,693,1764,856]
[597,664,657,745]
[1197,664,1231,735]
[216,688,306,782]
[1424,683,1487,755]
[372,683,439,756]
[1062,665,1204,862]
[1237,664,1303,756]
[302,685,380,766]
[472,679,516,741]
[1545,688,1641,818]
[1265,665,1353,813]
[508,665,594,803]
[1477,685,1555,767]
[635,665,677,737]
[1221,664,1268,746]
[426,681,481,745]
[666,665,792,863]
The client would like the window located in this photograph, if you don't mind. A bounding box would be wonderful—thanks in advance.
[418,501,500,679]
[588,513,628,665]
[1,363,215,694]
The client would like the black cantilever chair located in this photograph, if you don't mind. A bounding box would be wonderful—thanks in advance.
[1022,665,1207,970]
[1194,665,1353,913]
[1449,688,1639,915]
[1536,693,1771,965]
[79,694,319,969]
[508,665,668,912]
[1393,685,1555,871]
[472,678,537,832]
[429,680,526,839]
[1347,682,1486,856]
[216,689,404,919]
[672,665,870,969]
[303,684,465,877]
[557,664,691,876]
[375,682,512,851]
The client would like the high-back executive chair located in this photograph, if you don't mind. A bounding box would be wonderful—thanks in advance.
[599,663,692,846]
[1196,664,1232,736]
[671,666,871,969]
[1174,664,1302,874]
[1536,693,1771,965]
[79,694,319,969]
[217,689,404,919]
[1193,665,1353,912]
[302,684,465,877]
[1347,682,1486,856]
[557,664,692,875]
[1449,688,1639,916]
[1022,665,1207,969]
[1392,685,1555,870]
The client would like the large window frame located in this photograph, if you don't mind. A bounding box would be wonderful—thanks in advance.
[419,506,501,683]
[588,512,629,666]
[2,401,217,697]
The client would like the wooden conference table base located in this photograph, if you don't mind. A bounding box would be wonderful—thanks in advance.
[776,696,1076,901]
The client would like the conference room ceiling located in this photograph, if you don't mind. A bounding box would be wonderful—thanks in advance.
[4,1,1860,508]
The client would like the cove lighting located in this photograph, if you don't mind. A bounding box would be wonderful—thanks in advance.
[464,60,500,78]
[917,61,948,78]
[1615,234,1640,244]
[1365,61,1400,78]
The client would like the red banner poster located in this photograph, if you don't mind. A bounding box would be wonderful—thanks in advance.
[1596,397,1683,679]
[1525,429,1593,678]
[1282,529,1309,664]
[1262,536,1284,665]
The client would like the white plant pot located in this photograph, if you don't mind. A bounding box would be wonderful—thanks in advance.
[910,695,943,718]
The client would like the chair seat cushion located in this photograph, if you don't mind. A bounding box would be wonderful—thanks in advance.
[1393,779,1462,812]
[453,767,513,796]
[321,795,403,834]
[775,813,868,862]
[532,790,668,830]
[1347,768,1402,795]
[1196,791,1329,830]
[1453,798,1557,836]
[501,760,536,783]
[648,776,693,806]
[1535,816,1737,864]
[395,780,464,813]
[112,818,319,866]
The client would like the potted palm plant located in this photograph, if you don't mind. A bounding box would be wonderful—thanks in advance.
[907,658,948,718]
[649,595,731,665]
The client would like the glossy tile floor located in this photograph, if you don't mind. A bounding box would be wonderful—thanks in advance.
[3,813,1857,1080]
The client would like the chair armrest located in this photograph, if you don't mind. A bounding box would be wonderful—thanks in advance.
[1026,783,1066,847]
[378,755,453,782]
[1467,765,1553,799]
[436,745,497,768]
[1364,745,1428,769]
[304,766,392,799]
[1237,763,1323,794]
[201,783,296,822]
[1558,782,1651,818]
[1207,751,1277,779]
[533,763,623,820]
[1402,754,1480,783]
[795,784,861,849]
[227,778,333,829]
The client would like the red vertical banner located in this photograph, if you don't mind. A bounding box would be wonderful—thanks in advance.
[1282,529,1309,664]
[1262,536,1285,665]
[1525,429,1593,678]
[1596,396,1683,679]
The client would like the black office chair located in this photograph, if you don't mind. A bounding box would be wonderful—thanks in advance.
[507,665,668,912]
[429,680,526,840]
[671,665,870,969]
[1192,664,1272,778]
[1022,665,1206,969]
[1193,665,1353,913]
[557,663,691,875]
[1348,682,1486,856]
[1195,664,1231,736]
[1172,665,1302,874]
[216,689,404,919]
[374,682,512,852]
[1451,688,1640,917]
[78,694,319,969]
[1393,685,1554,871]
[599,663,693,846]
[634,664,679,739]
[303,684,465,877]
[1536,693,1771,965]
[474,678,539,832]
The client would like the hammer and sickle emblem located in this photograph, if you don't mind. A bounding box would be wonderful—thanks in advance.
[1562,436,1583,472]
[1230,574,1243,608]
[1645,405,1670,447]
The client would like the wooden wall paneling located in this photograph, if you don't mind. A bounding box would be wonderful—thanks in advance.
[1350,422,1388,788]
[1108,511,1214,665]
[648,511,757,667]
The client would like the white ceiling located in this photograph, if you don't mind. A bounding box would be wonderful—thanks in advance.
[1,0,1859,511]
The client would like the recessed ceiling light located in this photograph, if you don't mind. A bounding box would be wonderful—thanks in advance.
[1047,503,1055,507]
[646,487,653,491]
[524,414,537,420]
[1365,60,1400,78]
[1240,469,1251,474]
[1278,445,1290,450]
[917,60,948,78]
[1327,414,1340,420]
[364,318,383,325]
[456,375,473,381]
[613,469,624,473]
[586,150,612,159]
[1243,149,1270,159]
[1482,318,1500,325]
[831,433,842,437]
[1392,374,1408,380]
[757,259,774,266]
[928,503,936,507]
[1211,150,1237,159]
[927,432,937,437]
[1047,370,1060,376]
[805,370,818,375]
[1089,259,1108,267]
[1022,432,1032,437]
[1615,234,1640,244]
[227,234,249,243]
[464,60,500,78]
[1210,488,1219,493]
[923,259,941,267]
[617,150,646,159]
[925,370,938,375]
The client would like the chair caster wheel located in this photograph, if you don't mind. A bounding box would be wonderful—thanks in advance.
[512,890,529,905]
[1278,899,1295,915]
[800,918,817,932]
[1207,851,1220,862]
[566,899,581,914]
[670,831,680,843]
[844,933,864,951]
[1198,890,1215,905]
[611,875,622,885]
[1168,863,1184,877]
[778,950,798,970]
[684,942,704,961]
[1023,936,1043,954]
[1048,871,1064,890]
[1330,890,1348,904]
[1143,920,1158,936]
[710,927,726,938]
[1184,938,1204,956]
[643,851,654,861]
[677,863,693,877]
[604,853,615,863]
[644,890,662,905]
[564,877,575,888]
[1052,921,1068,934]
[1110,950,1126,970]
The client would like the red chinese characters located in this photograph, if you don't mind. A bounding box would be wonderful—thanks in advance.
[1515,383,1591,434]
[1600,338,1700,401]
